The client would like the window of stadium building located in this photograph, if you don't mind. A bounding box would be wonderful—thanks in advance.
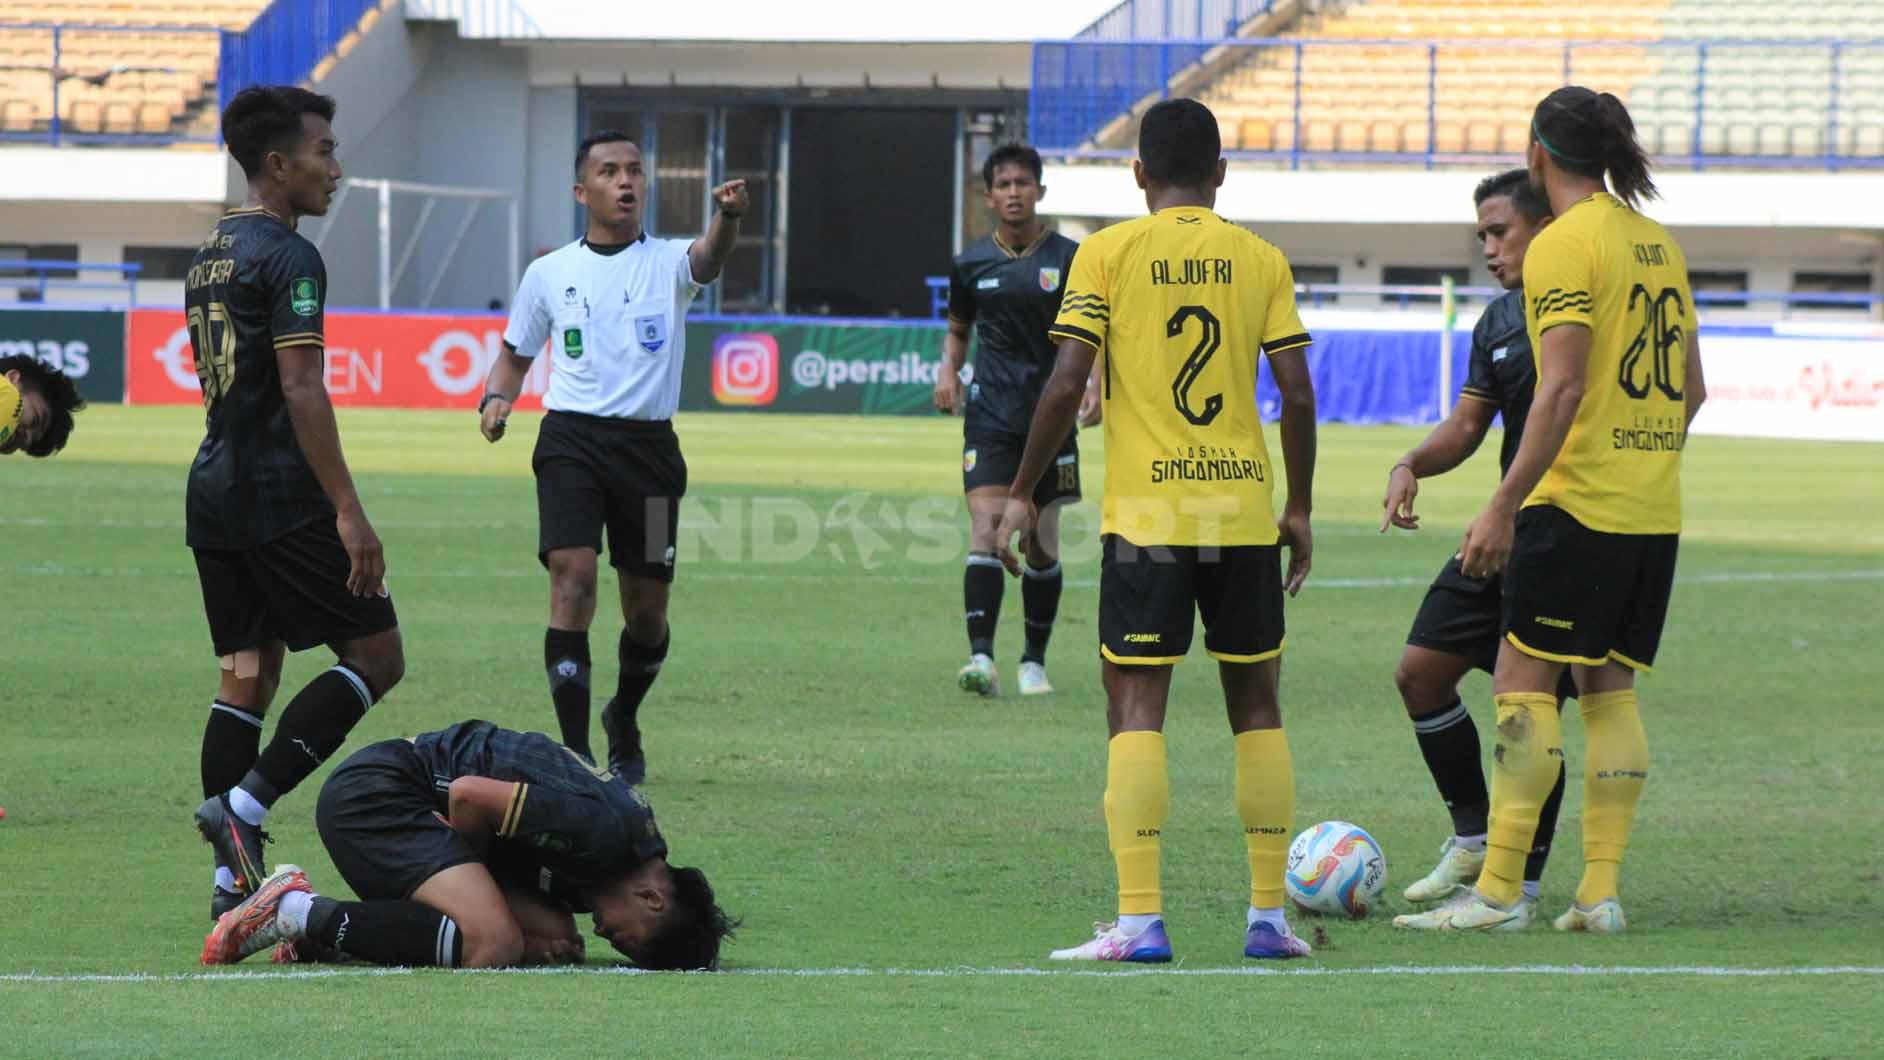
[1689,269,1750,309]
[123,246,196,283]
[1792,270,1875,313]
[1381,265,1471,305]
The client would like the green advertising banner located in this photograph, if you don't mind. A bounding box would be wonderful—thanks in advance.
[0,307,126,403]
[681,317,954,415]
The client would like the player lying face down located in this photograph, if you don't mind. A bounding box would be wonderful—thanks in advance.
[202,721,735,970]
[0,355,84,457]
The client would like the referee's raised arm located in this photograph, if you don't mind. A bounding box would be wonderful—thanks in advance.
[688,179,748,285]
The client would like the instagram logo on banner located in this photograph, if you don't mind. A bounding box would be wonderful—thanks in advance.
[712,333,779,406]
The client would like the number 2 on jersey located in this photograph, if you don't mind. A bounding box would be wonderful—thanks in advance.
[186,302,236,406]
[1167,305,1223,426]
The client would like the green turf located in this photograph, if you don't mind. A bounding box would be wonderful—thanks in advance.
[1,407,1880,1057]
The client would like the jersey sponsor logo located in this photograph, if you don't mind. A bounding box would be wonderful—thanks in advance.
[963,447,977,472]
[562,327,585,360]
[635,313,668,354]
[1534,616,1575,630]
[1123,632,1161,643]
[976,276,1001,290]
[290,277,319,316]
[711,332,779,406]
[562,285,579,305]
[1038,267,1061,292]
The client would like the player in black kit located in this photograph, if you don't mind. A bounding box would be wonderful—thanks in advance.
[1380,170,1570,922]
[184,86,405,923]
[935,144,1090,698]
[201,720,734,970]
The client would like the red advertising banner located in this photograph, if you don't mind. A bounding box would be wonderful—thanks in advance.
[125,308,551,408]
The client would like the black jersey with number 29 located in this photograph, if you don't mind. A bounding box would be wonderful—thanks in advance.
[184,207,332,550]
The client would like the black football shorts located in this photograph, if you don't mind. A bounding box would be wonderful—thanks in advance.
[533,411,687,582]
[193,517,398,657]
[1502,505,1679,672]
[1098,534,1284,665]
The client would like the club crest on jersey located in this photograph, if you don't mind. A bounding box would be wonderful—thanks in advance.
[963,448,977,472]
[290,277,318,316]
[1038,267,1062,292]
[636,314,667,353]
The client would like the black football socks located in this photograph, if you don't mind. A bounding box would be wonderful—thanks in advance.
[1411,698,1490,839]
[305,896,464,967]
[1020,559,1063,665]
[545,627,593,760]
[201,701,263,799]
[605,629,668,762]
[964,553,1005,659]
[1527,759,1567,884]
[237,663,375,811]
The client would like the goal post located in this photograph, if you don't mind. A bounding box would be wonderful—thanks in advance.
[309,177,519,311]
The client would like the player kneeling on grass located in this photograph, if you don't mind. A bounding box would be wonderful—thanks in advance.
[203,720,734,970]
[0,354,85,457]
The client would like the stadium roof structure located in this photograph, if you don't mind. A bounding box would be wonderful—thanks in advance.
[412,0,1121,42]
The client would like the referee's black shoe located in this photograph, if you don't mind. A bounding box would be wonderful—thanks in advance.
[601,698,647,787]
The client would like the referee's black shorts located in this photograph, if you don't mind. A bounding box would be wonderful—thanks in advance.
[193,517,399,657]
[316,739,479,901]
[532,411,687,582]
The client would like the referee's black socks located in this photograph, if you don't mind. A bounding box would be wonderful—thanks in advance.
[1020,559,1063,665]
[545,627,594,760]
[608,629,667,740]
[1410,698,1490,839]
[964,553,1006,659]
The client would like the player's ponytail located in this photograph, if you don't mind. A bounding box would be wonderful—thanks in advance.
[1532,86,1659,209]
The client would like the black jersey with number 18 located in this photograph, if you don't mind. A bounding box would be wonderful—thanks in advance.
[184,206,333,550]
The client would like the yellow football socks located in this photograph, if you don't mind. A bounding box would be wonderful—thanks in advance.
[1577,689,1649,907]
[1479,693,1563,907]
[1105,730,1169,917]
[1235,727,1294,910]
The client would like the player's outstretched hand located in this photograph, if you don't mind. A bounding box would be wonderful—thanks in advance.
[1459,504,1514,580]
[1381,463,1420,532]
[1278,506,1313,596]
[337,505,386,598]
[480,395,512,443]
[933,371,961,414]
[712,179,750,218]
[992,494,1037,576]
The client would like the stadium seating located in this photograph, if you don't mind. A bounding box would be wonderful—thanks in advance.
[1197,0,1884,161]
[0,0,269,139]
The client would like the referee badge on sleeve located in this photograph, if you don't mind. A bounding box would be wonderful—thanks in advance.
[636,313,668,354]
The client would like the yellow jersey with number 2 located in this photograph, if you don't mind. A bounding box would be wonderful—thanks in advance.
[1049,206,1310,547]
[1523,192,1696,535]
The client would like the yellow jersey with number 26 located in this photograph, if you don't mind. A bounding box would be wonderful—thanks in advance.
[1049,206,1310,547]
[1523,192,1696,535]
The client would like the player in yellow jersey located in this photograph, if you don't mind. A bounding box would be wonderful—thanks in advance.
[0,354,84,457]
[992,99,1319,962]
[1395,87,1707,935]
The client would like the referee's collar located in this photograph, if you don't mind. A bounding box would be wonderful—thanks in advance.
[582,232,647,256]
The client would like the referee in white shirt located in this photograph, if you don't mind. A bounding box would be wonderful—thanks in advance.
[478,130,746,783]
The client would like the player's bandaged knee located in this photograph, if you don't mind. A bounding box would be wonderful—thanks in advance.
[219,650,262,680]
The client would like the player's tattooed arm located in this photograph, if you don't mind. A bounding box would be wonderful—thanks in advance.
[279,345,384,597]
[688,179,748,284]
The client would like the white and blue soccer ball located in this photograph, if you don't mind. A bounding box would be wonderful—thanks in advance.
[1285,821,1387,919]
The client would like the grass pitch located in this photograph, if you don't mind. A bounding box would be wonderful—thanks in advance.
[1,407,1880,1057]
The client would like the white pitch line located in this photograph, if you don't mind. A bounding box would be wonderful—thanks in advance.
[3,963,1882,984]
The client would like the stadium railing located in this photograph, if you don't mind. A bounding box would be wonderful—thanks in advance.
[0,259,142,304]
[1030,37,1884,171]
[1079,1,1281,41]
[0,23,224,145]
[218,0,380,116]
